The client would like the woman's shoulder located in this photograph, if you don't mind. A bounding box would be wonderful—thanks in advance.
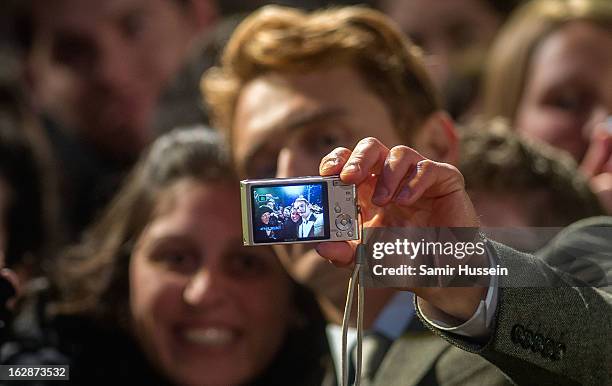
[2,282,172,385]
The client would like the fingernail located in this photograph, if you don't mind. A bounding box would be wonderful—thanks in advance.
[343,163,360,174]
[373,186,389,203]
[321,157,339,171]
[396,186,411,202]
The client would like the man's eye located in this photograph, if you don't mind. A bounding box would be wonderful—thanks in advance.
[247,158,277,179]
[120,11,146,40]
[53,35,96,70]
[307,132,344,155]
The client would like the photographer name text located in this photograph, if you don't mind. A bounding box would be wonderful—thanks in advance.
[371,264,508,276]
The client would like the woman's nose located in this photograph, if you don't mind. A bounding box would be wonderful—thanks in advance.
[182,268,227,308]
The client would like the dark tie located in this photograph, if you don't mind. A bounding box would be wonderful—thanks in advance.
[348,332,393,385]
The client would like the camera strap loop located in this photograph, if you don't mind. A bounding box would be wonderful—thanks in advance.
[341,208,365,386]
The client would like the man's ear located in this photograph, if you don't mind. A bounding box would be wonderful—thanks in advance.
[187,0,219,32]
[412,111,459,165]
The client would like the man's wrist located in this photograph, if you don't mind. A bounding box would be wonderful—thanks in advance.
[414,286,487,323]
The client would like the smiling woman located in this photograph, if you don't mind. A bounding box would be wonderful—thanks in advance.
[1,128,328,386]
[483,0,612,163]
[129,179,292,386]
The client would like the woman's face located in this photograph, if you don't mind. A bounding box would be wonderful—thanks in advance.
[260,211,270,225]
[290,207,300,223]
[515,21,612,162]
[130,179,293,386]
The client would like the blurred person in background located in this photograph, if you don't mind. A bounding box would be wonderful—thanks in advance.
[0,22,56,344]
[11,0,219,238]
[377,0,523,121]
[459,119,604,250]
[203,6,511,385]
[482,0,612,213]
[0,76,60,289]
[152,0,378,134]
[1,128,328,385]
[152,17,236,135]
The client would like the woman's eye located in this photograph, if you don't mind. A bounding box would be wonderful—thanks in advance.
[227,254,267,277]
[163,253,186,265]
[151,250,196,272]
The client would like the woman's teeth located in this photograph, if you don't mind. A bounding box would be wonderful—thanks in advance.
[183,328,236,346]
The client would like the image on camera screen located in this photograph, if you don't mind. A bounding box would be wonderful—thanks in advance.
[251,182,330,244]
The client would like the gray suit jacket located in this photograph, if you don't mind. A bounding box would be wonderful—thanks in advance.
[372,328,513,386]
[322,318,513,386]
[417,217,612,386]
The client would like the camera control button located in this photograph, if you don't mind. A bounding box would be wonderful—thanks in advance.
[335,214,352,231]
[347,231,354,238]
[336,231,343,237]
[334,204,342,213]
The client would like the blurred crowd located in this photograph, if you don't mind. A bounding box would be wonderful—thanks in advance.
[0,0,611,385]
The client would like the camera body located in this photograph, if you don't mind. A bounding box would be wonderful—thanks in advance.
[241,176,359,246]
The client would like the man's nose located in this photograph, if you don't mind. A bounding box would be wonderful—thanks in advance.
[182,268,227,308]
[92,35,134,90]
[275,147,320,178]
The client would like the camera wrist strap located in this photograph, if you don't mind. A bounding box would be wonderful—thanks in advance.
[341,208,365,386]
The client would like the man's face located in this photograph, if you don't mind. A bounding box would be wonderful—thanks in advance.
[232,66,404,179]
[28,0,212,159]
[261,212,270,225]
[294,200,310,220]
[232,66,404,303]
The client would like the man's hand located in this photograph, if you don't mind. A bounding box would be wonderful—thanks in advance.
[315,137,486,322]
[580,120,612,214]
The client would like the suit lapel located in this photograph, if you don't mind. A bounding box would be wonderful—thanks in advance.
[302,215,315,237]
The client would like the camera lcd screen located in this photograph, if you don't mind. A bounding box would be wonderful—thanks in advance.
[251,182,330,244]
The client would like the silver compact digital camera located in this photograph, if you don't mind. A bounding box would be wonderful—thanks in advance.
[240,176,359,246]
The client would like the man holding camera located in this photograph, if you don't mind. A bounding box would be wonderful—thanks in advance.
[202,5,611,386]
[294,197,324,238]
